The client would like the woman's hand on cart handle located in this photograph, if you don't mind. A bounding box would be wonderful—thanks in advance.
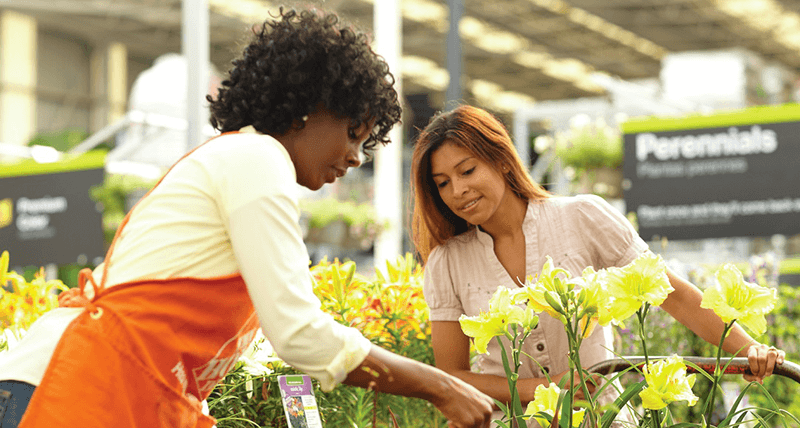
[743,342,785,383]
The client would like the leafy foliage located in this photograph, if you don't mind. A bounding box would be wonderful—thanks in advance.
[89,174,157,245]
[554,116,623,172]
[208,253,446,427]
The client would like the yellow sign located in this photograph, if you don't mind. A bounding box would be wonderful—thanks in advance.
[0,198,12,229]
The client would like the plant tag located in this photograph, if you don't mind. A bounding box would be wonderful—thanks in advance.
[278,374,324,428]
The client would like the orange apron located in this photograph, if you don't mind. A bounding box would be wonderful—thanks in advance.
[19,133,261,427]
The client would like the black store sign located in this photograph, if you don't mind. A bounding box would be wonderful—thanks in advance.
[0,160,105,267]
[623,118,800,241]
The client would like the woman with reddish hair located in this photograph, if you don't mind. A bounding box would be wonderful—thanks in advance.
[410,105,784,427]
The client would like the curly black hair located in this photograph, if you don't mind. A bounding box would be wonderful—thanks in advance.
[208,8,402,154]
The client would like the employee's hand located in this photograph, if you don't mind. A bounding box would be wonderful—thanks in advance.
[430,374,493,428]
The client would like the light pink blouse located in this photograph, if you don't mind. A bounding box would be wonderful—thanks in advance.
[423,195,650,426]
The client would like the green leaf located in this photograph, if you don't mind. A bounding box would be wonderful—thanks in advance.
[600,380,645,428]
[344,262,356,287]
[496,336,525,420]
[718,382,758,427]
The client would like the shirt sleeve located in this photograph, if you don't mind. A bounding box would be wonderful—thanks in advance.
[574,194,649,268]
[221,137,371,392]
[422,245,464,321]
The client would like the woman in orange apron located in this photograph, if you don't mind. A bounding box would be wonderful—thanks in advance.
[9,8,494,428]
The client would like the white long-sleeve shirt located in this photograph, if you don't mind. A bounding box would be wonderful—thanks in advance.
[0,127,371,392]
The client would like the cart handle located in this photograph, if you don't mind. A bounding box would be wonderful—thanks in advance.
[587,356,800,384]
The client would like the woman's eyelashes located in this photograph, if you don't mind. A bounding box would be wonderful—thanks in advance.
[435,167,476,189]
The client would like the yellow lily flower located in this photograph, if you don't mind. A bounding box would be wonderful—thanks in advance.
[1,250,25,291]
[700,263,777,335]
[0,250,8,283]
[459,286,530,354]
[571,266,614,337]
[523,383,585,427]
[1,251,27,330]
[605,253,673,323]
[517,256,570,321]
[639,355,698,410]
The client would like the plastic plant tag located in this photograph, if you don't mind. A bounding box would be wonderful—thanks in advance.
[278,374,324,428]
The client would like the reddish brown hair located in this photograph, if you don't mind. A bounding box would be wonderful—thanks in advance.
[410,105,550,263]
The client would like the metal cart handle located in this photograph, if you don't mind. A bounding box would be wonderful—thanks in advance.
[588,356,800,384]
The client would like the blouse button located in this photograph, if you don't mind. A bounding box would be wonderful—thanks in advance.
[536,343,545,352]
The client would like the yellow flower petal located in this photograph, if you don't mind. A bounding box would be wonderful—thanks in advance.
[700,264,777,335]
[524,383,584,427]
[460,287,533,355]
[639,387,668,410]
[605,253,673,323]
[1,250,9,281]
[639,355,698,410]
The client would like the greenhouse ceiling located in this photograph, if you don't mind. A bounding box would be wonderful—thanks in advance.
[4,0,800,113]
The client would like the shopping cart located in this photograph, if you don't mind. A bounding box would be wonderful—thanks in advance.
[588,356,800,384]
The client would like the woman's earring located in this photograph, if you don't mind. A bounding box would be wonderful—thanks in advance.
[302,115,308,122]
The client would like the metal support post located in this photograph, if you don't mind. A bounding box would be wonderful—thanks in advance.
[373,0,404,267]
[182,0,209,150]
[445,0,463,109]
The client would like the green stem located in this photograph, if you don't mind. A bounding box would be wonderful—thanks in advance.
[703,321,734,426]
[637,304,651,365]
[569,342,596,426]
[568,350,575,428]
[497,328,526,427]
[637,304,661,428]
[568,314,596,427]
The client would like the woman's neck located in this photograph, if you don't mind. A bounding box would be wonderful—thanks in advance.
[479,195,527,241]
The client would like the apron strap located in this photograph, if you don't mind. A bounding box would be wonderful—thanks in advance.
[58,268,101,318]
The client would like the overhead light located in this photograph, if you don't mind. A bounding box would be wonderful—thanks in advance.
[470,79,536,113]
[460,17,528,54]
[526,0,668,60]
[401,0,448,29]
[354,0,448,30]
[712,0,800,51]
[457,16,604,93]
[402,55,449,91]
[208,0,277,22]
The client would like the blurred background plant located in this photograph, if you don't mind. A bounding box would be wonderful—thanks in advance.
[300,198,389,251]
[550,114,624,198]
[26,129,90,152]
[89,174,157,245]
[554,114,624,172]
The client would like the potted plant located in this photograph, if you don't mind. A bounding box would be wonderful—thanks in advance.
[300,198,388,251]
[553,115,624,199]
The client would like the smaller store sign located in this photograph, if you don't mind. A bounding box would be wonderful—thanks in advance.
[0,151,106,267]
[622,105,800,241]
